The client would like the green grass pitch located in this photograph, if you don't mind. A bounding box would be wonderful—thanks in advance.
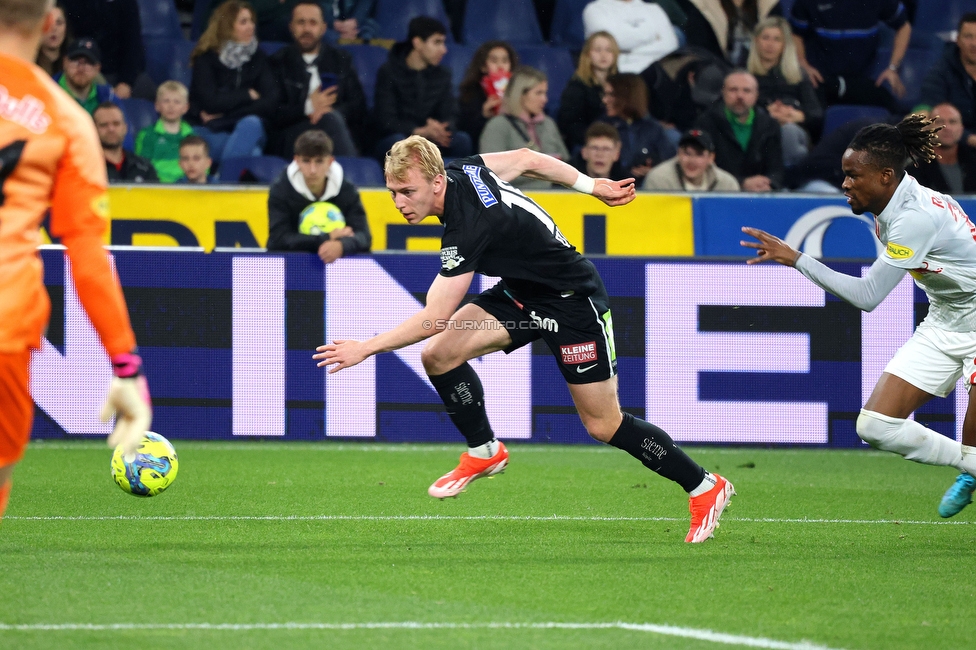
[1,441,974,650]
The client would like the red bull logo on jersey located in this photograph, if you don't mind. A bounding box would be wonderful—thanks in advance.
[561,342,597,364]
[0,85,51,134]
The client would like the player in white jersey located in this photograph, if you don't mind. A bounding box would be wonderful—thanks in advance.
[741,114,976,517]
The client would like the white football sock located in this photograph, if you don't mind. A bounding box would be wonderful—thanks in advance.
[468,439,499,459]
[688,472,717,497]
[857,409,963,468]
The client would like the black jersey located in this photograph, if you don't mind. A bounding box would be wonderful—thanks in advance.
[438,156,601,297]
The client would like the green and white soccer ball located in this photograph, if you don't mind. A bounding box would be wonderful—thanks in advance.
[298,201,346,235]
[111,431,179,497]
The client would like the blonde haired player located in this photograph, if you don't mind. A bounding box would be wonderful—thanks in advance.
[315,136,735,543]
[0,0,151,521]
[743,115,976,518]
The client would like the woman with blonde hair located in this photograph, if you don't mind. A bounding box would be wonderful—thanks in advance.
[480,66,569,189]
[188,0,278,164]
[557,31,619,151]
[747,15,821,166]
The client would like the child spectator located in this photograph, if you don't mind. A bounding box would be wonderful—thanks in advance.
[458,41,519,146]
[601,72,675,183]
[189,0,278,163]
[177,136,215,184]
[572,122,625,181]
[480,66,569,190]
[558,31,618,152]
[135,81,196,183]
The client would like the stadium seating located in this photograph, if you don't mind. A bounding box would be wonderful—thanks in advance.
[191,0,211,40]
[549,0,587,52]
[912,0,968,36]
[136,0,183,39]
[258,41,288,56]
[216,156,289,183]
[374,0,454,42]
[821,105,892,138]
[336,156,386,187]
[168,39,196,87]
[119,97,159,151]
[516,45,575,116]
[462,0,544,46]
[441,44,476,95]
[871,45,943,110]
[343,44,390,109]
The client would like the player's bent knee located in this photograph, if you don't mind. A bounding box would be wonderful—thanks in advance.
[421,339,455,375]
[856,409,904,449]
[581,417,617,443]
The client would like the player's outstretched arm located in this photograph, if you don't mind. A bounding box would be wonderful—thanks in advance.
[741,226,906,312]
[480,148,636,207]
[314,271,474,373]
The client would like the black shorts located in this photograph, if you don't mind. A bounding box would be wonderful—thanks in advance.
[472,281,618,385]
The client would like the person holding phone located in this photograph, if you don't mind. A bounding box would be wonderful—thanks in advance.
[268,0,366,158]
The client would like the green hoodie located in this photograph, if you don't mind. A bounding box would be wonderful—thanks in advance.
[135,119,196,183]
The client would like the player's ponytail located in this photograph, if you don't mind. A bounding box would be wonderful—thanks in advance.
[849,113,941,174]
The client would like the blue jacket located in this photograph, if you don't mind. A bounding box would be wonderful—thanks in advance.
[920,42,976,143]
[602,114,676,177]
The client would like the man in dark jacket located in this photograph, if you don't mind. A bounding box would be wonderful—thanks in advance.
[694,71,782,191]
[268,2,365,158]
[94,102,159,183]
[920,13,976,150]
[267,131,371,264]
[371,16,472,160]
[61,0,150,99]
[910,103,976,195]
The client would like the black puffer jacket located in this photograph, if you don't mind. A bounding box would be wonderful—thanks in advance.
[694,103,783,188]
[372,42,457,137]
[188,48,279,133]
[268,42,368,143]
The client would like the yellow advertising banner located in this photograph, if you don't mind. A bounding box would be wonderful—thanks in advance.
[98,186,693,256]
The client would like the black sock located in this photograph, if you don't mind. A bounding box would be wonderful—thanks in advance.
[428,363,495,447]
[608,413,705,492]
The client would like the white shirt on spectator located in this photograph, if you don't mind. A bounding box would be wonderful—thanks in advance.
[304,53,320,116]
[583,0,679,73]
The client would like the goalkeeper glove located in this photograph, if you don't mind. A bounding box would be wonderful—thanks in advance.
[100,351,152,457]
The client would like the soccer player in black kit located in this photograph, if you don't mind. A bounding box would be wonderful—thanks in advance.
[314,136,734,542]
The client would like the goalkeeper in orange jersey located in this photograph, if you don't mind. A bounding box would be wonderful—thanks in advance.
[0,0,151,520]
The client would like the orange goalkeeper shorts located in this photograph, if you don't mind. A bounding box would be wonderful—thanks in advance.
[0,349,33,467]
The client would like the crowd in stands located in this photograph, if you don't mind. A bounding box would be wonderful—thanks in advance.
[33,0,976,196]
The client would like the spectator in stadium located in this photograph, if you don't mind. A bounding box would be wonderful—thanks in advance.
[176,136,215,184]
[600,73,675,184]
[747,16,821,167]
[479,66,569,190]
[61,0,152,99]
[910,103,976,195]
[572,122,625,181]
[188,0,278,163]
[458,41,519,146]
[694,70,782,191]
[201,0,297,42]
[268,1,363,159]
[56,38,115,116]
[93,102,159,183]
[789,0,909,112]
[372,16,471,160]
[919,13,976,150]
[326,0,379,41]
[643,128,740,191]
[558,31,618,152]
[267,131,371,264]
[135,81,196,183]
[677,0,783,67]
[34,1,67,77]
[582,0,678,74]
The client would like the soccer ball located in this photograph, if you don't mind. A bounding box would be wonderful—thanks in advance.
[111,431,179,497]
[298,201,345,235]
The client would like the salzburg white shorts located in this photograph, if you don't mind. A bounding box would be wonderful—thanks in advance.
[884,322,976,397]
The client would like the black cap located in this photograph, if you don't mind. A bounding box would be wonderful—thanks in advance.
[65,38,101,64]
[679,129,714,152]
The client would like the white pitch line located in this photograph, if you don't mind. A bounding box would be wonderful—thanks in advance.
[0,621,841,649]
[3,514,971,525]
